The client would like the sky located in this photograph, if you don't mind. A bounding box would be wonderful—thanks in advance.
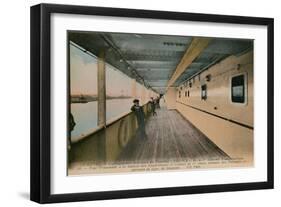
[70,44,143,97]
[70,44,98,95]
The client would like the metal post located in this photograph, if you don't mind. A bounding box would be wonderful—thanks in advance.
[97,50,106,127]
[141,85,146,104]
[131,79,137,99]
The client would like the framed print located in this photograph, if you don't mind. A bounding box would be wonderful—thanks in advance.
[30,3,274,203]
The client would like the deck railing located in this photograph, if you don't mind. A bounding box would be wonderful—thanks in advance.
[69,102,152,164]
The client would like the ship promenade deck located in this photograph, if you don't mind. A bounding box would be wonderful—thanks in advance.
[117,105,229,163]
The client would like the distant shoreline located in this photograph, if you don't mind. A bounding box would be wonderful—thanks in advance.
[71,95,132,103]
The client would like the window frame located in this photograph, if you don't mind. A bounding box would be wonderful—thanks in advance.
[229,72,248,106]
[201,84,207,100]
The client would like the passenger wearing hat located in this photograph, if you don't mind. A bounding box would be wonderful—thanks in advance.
[149,97,157,116]
[131,99,147,139]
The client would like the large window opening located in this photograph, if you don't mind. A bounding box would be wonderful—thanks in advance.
[69,43,98,141]
[106,64,134,123]
[201,84,207,100]
[231,74,245,103]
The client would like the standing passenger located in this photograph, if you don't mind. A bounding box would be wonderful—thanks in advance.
[156,96,160,109]
[131,99,147,139]
[149,97,157,116]
[69,112,76,150]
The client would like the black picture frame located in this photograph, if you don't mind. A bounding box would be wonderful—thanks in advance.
[30,3,274,204]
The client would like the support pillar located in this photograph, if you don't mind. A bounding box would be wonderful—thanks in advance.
[97,51,106,127]
[141,85,146,105]
[149,90,152,99]
[131,79,137,99]
[97,50,107,163]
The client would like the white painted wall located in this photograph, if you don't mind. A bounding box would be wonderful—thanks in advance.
[165,87,177,109]
[176,51,254,160]
[0,0,280,206]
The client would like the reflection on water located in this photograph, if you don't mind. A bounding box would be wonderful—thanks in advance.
[71,98,134,142]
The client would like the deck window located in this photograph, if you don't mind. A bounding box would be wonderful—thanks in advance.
[106,64,136,123]
[69,43,98,140]
[231,74,245,103]
[201,84,207,100]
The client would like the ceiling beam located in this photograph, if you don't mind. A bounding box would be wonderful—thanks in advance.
[166,37,212,88]
[136,67,173,71]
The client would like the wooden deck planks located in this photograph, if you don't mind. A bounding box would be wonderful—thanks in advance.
[117,106,229,163]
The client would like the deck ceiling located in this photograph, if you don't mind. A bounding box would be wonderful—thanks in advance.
[69,32,252,94]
